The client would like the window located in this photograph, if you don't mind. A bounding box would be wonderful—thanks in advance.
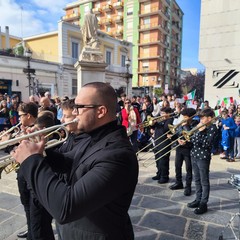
[106,50,112,65]
[143,17,150,25]
[72,42,79,60]
[121,55,126,67]
[72,79,77,96]
[127,7,133,15]
[84,5,90,13]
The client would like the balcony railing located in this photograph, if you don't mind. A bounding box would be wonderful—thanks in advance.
[139,6,158,15]
[102,18,113,25]
[115,29,123,37]
[115,15,123,23]
[103,4,113,12]
[92,7,102,14]
[139,22,158,30]
[113,2,123,9]
[62,13,80,20]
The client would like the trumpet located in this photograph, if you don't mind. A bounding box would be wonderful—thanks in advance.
[0,119,78,177]
[0,122,21,140]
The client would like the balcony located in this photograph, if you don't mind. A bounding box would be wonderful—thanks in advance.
[139,7,158,16]
[138,68,160,74]
[113,2,123,9]
[102,18,113,25]
[92,7,102,15]
[139,38,160,46]
[115,15,123,24]
[139,22,158,31]
[62,13,80,21]
[103,4,113,12]
[138,53,160,60]
[115,29,123,37]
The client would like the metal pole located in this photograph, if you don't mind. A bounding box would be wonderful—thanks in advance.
[27,57,31,96]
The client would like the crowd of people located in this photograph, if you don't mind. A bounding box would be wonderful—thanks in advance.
[1,86,240,239]
[117,92,240,215]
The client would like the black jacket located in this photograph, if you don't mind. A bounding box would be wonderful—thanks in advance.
[20,123,138,240]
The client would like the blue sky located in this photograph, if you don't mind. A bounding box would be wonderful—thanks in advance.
[0,0,204,71]
[177,0,204,70]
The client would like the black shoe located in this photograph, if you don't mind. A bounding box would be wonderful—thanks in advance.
[158,178,169,184]
[169,182,184,190]
[184,187,192,196]
[152,175,160,180]
[187,200,200,208]
[194,203,208,214]
[17,230,28,238]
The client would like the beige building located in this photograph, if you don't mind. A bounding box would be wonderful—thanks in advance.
[0,21,132,101]
[199,0,240,107]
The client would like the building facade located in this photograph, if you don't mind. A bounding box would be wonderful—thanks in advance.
[62,0,183,94]
[199,0,240,106]
[0,21,132,101]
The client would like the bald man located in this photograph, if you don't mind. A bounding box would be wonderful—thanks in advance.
[12,82,138,240]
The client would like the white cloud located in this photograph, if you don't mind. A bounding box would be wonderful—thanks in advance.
[0,0,68,37]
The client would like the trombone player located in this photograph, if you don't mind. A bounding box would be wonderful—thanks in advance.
[168,108,198,196]
[151,107,173,183]
[187,108,218,214]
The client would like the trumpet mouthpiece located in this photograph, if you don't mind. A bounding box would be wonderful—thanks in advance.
[73,118,79,123]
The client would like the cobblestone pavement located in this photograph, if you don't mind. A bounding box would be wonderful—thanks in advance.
[0,150,240,240]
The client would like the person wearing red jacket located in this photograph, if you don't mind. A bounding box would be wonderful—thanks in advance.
[121,99,141,152]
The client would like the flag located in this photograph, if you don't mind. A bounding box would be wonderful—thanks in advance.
[214,109,221,117]
[183,90,196,101]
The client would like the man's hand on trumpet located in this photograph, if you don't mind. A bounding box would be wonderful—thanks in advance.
[10,136,45,164]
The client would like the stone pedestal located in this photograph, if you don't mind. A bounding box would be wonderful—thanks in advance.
[74,61,108,90]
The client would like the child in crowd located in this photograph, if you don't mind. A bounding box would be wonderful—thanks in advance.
[220,109,237,162]
[234,115,240,159]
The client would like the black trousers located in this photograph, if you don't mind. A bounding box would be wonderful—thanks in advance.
[17,168,54,240]
[175,147,192,186]
[17,169,32,240]
[155,153,170,180]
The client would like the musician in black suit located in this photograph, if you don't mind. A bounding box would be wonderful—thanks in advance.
[152,107,173,184]
[169,108,198,196]
[11,82,139,240]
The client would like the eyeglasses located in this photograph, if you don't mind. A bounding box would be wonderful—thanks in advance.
[73,104,101,112]
[19,113,27,118]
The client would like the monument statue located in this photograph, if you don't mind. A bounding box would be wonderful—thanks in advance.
[82,10,100,49]
[79,9,103,62]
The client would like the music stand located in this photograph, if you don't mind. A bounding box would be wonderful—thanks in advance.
[218,181,240,240]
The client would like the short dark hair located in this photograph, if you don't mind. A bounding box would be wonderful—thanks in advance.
[161,107,172,114]
[61,99,75,110]
[199,108,215,118]
[83,82,117,117]
[181,108,196,117]
[18,102,38,118]
[35,114,55,129]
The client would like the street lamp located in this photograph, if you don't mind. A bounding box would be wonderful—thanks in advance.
[23,49,35,96]
[125,56,132,96]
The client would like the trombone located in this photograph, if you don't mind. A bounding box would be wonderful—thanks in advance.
[137,112,179,155]
[0,119,78,177]
[137,116,192,158]
[137,112,178,128]
[142,116,219,168]
[181,115,219,141]
[141,115,198,167]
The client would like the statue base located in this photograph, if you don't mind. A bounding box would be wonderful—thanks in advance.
[74,61,108,90]
[79,47,104,63]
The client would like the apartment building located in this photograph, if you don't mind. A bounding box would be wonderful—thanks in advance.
[199,0,240,106]
[62,0,183,94]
